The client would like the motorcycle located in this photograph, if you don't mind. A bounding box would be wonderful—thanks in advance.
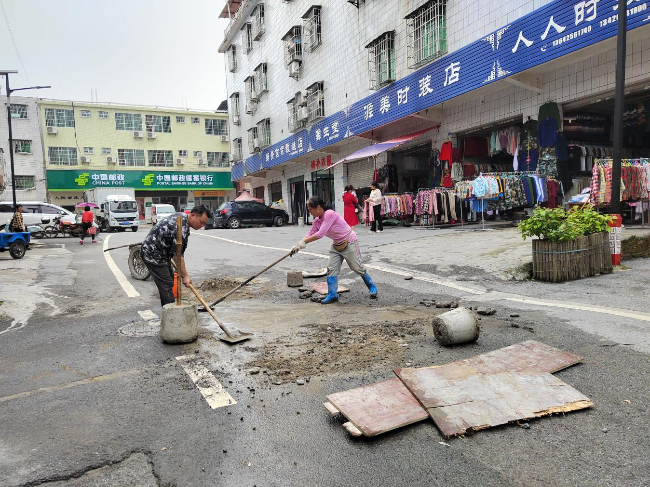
[45,215,84,238]
[26,217,53,239]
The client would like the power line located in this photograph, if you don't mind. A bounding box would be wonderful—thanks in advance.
[0,0,33,92]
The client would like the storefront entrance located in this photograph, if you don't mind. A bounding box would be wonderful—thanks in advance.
[288,176,305,225]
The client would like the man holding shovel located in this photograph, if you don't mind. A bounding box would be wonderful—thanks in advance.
[140,205,211,306]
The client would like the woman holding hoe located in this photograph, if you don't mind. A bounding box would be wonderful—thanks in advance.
[291,196,378,304]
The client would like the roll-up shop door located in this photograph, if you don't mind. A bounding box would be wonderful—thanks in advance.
[346,158,376,190]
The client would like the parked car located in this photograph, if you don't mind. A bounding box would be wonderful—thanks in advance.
[214,201,289,229]
[0,201,76,229]
[151,203,176,224]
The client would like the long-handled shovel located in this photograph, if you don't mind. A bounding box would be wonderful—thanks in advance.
[198,251,293,312]
[186,282,253,344]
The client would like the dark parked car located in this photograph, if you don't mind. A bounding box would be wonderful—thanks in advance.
[215,201,289,229]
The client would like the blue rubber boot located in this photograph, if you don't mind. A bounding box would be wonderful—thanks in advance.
[320,276,339,304]
[362,272,378,298]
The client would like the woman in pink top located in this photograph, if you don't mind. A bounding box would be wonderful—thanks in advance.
[291,196,378,304]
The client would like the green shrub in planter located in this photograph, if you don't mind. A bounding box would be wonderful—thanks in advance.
[518,205,612,243]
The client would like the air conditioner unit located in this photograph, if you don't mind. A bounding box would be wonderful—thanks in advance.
[133,131,143,138]
[46,126,58,134]
[297,107,309,121]
[289,61,301,78]
[253,138,260,150]
[176,158,185,165]
[233,115,240,125]
[221,135,229,142]
[80,156,91,164]
[106,156,115,164]
[197,159,206,165]
[147,132,157,139]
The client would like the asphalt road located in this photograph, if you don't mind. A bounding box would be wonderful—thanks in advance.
[0,225,648,486]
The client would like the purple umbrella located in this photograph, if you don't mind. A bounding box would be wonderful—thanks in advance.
[75,202,99,208]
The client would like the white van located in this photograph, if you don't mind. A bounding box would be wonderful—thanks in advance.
[0,201,76,229]
[151,204,176,224]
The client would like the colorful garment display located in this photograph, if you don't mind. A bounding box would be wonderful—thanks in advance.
[590,159,650,205]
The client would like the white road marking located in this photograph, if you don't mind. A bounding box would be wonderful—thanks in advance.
[193,232,650,323]
[176,356,236,409]
[103,235,140,298]
[138,310,158,321]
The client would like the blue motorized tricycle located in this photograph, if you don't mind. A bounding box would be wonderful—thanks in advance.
[0,232,30,259]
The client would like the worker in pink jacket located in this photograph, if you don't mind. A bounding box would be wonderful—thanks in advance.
[291,196,378,304]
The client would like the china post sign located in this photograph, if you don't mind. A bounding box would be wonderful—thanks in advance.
[232,0,650,181]
[47,169,234,191]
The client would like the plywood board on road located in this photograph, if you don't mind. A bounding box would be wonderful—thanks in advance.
[325,378,429,437]
[311,282,350,295]
[395,340,592,437]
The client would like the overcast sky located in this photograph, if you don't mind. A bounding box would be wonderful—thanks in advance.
[0,0,230,110]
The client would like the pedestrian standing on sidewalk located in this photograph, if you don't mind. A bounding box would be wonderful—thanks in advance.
[342,185,359,230]
[10,204,25,232]
[79,206,96,244]
[290,196,378,304]
[140,205,211,306]
[368,181,383,233]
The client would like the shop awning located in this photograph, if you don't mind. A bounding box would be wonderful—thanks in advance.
[329,127,434,169]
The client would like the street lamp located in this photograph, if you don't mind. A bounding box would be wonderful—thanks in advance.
[1,70,51,210]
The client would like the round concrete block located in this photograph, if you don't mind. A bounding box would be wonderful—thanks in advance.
[432,307,480,346]
[160,303,199,344]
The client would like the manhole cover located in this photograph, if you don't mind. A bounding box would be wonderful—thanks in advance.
[119,321,160,337]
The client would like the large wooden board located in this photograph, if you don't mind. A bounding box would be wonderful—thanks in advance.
[311,282,350,295]
[325,378,429,437]
[395,341,592,437]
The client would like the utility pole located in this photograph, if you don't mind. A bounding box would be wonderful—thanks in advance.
[610,0,627,215]
[2,70,19,209]
[1,69,51,211]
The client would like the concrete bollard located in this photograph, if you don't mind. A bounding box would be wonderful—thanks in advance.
[160,303,199,343]
[431,307,480,346]
[287,270,304,287]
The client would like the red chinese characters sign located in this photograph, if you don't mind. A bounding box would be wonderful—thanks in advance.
[310,155,332,171]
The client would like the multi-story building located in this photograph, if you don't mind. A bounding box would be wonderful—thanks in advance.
[219,0,650,224]
[0,96,48,203]
[38,100,234,220]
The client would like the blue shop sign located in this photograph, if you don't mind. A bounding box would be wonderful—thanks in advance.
[233,0,649,181]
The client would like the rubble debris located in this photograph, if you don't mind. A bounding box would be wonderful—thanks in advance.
[476,307,497,316]
[299,291,313,299]
[287,271,304,288]
[431,307,480,346]
[247,367,261,375]
[510,313,520,318]
[420,300,436,307]
[404,275,414,280]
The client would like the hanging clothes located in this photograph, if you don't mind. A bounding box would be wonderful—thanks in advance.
[538,117,558,147]
[539,101,563,131]
[440,141,453,162]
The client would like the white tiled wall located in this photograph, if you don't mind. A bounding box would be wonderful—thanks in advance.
[0,96,47,203]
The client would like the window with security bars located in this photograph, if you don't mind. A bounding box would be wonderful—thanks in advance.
[83,147,94,155]
[45,108,75,128]
[101,147,111,155]
[254,63,268,94]
[231,93,241,123]
[115,112,142,131]
[302,6,321,52]
[193,151,203,158]
[10,104,28,119]
[118,149,145,167]
[287,98,303,133]
[14,140,31,154]
[80,110,91,118]
[148,150,173,167]
[367,32,395,90]
[248,127,259,153]
[257,119,271,147]
[252,4,265,40]
[233,138,243,161]
[406,0,447,68]
[243,23,253,53]
[176,116,185,123]
[48,147,78,165]
[306,82,324,122]
[145,115,171,133]
[207,152,230,168]
[205,118,228,136]
[283,26,302,66]
[14,175,35,190]
[98,110,109,119]
[191,117,200,124]
[228,45,238,72]
[178,150,188,157]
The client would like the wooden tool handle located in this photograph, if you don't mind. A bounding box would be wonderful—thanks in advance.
[186,283,235,338]
[176,216,182,305]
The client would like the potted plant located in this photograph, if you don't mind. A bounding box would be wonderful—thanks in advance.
[518,205,613,282]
